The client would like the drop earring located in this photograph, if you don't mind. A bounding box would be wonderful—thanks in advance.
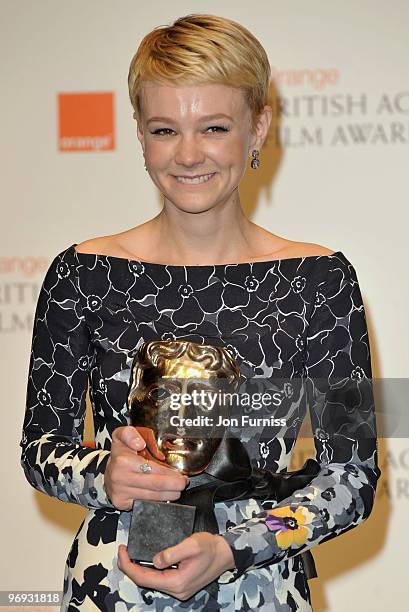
[250,149,260,169]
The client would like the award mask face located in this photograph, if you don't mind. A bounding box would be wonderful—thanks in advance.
[128,340,241,475]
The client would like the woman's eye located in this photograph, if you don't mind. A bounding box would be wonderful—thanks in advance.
[151,128,174,136]
[206,126,229,133]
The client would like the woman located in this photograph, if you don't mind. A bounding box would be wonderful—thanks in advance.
[20,13,380,611]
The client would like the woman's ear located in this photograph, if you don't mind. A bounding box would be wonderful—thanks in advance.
[249,105,273,153]
[134,112,145,152]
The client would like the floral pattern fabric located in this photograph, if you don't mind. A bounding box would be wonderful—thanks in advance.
[20,244,380,611]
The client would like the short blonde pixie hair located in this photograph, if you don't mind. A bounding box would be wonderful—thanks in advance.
[128,14,271,133]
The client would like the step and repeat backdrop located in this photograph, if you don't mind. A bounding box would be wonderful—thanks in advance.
[1,1,408,610]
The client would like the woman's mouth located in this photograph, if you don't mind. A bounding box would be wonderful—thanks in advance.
[174,172,216,185]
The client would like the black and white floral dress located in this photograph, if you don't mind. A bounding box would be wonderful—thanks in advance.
[20,244,380,611]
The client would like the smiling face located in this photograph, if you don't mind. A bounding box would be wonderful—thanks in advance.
[135,81,268,213]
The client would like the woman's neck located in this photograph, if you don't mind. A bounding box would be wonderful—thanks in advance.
[150,200,261,266]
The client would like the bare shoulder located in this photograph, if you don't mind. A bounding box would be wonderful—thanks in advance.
[74,235,113,255]
[252,227,336,259]
[295,242,337,257]
[74,228,145,258]
[273,240,337,259]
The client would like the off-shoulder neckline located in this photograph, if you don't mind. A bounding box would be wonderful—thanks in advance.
[71,243,343,269]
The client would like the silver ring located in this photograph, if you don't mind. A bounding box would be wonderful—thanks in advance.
[139,459,152,474]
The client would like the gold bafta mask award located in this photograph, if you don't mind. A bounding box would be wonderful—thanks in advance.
[126,339,241,566]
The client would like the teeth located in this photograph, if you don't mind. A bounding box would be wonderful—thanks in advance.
[176,173,214,184]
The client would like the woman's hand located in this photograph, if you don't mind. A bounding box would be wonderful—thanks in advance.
[104,425,188,511]
[117,532,236,601]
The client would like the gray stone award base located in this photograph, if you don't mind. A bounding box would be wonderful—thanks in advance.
[127,499,196,567]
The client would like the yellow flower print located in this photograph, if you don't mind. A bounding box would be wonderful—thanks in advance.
[265,505,314,549]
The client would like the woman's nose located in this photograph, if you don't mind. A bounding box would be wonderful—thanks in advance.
[174,136,205,168]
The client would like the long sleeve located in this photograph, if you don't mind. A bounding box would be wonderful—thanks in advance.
[19,247,114,509]
[218,254,380,580]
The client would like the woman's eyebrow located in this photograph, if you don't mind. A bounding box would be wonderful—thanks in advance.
[146,113,234,124]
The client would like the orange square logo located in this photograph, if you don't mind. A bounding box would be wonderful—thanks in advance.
[58,92,115,152]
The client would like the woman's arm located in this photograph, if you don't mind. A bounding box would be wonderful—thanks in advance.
[19,247,114,509]
[218,254,381,581]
